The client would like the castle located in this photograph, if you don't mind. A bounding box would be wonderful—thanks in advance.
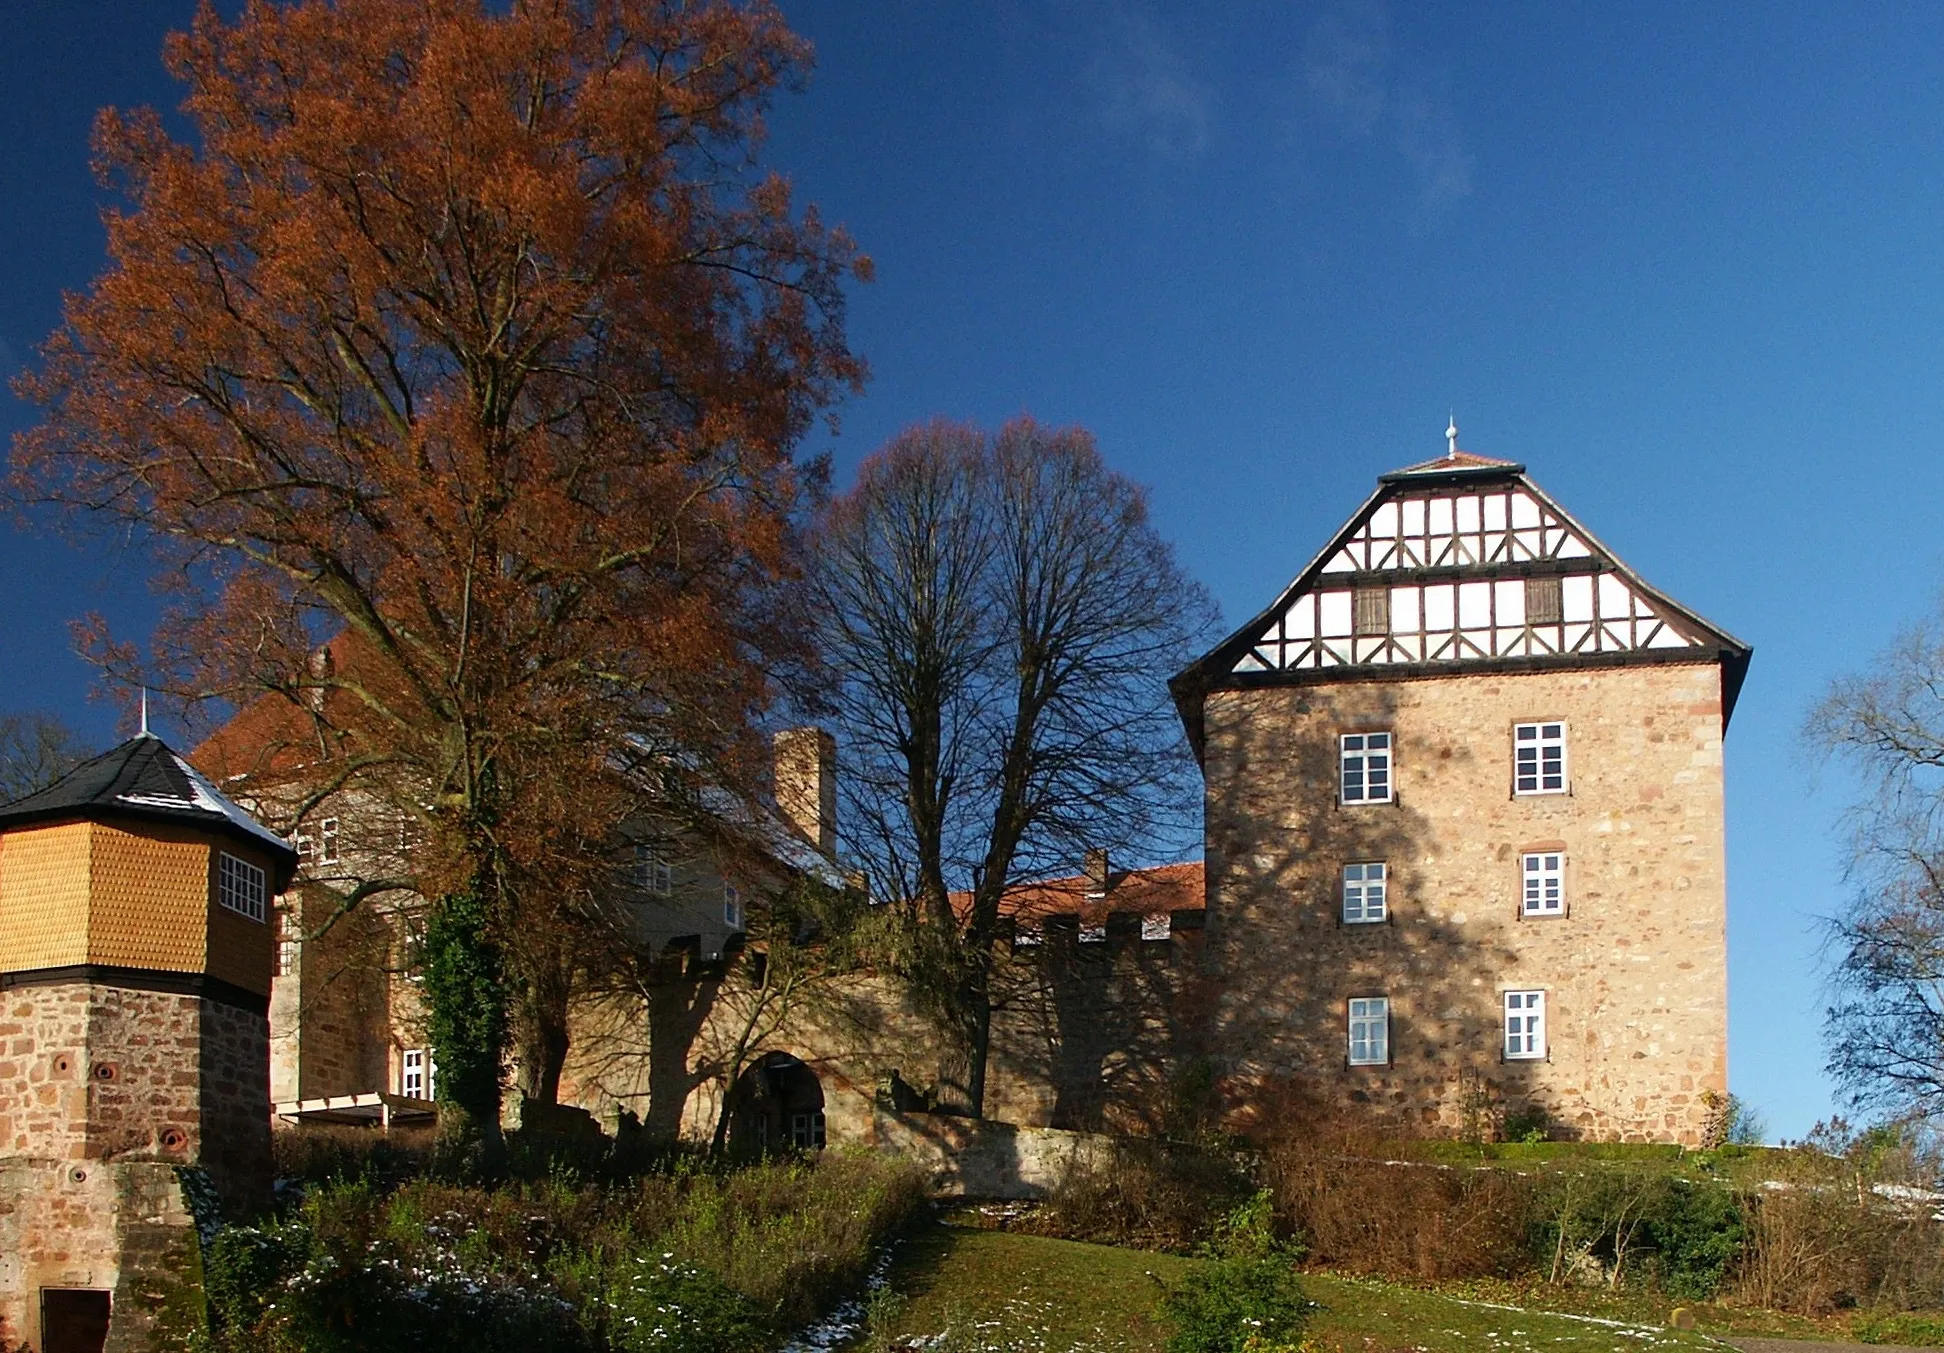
[0,440,1747,1346]
[1172,436,1749,1142]
[186,435,1745,1151]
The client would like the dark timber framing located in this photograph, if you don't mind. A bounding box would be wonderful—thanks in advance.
[1171,460,1753,756]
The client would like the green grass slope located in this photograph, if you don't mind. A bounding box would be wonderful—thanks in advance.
[866,1226,1721,1353]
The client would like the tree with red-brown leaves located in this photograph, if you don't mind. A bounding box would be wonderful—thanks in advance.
[11,0,866,1155]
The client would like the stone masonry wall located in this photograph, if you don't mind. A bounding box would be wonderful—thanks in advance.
[270,887,390,1106]
[1201,662,1729,1144]
[0,983,262,1350]
[1,981,268,1204]
[562,923,1209,1149]
[199,998,271,1210]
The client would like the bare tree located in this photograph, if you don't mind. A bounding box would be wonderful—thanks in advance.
[0,712,95,803]
[1808,616,1944,1120]
[813,417,1215,1116]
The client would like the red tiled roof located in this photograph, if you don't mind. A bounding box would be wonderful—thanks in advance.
[952,860,1205,922]
[1385,449,1521,475]
[189,631,375,784]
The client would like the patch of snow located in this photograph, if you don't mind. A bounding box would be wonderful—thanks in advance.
[778,1243,898,1352]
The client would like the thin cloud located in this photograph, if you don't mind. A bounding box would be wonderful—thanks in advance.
[1303,0,1390,137]
[1300,0,1473,219]
[1085,3,1214,161]
[1395,86,1473,218]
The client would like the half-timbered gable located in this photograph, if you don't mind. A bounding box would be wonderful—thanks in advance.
[1177,448,1749,746]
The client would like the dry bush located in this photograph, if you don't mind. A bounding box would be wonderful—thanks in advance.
[1025,1135,1255,1252]
[272,1122,434,1186]
[1734,1185,1944,1314]
[1731,1123,1944,1315]
[1268,1147,1532,1279]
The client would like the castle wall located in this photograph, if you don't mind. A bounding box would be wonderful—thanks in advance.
[269,887,391,1105]
[559,922,1210,1149]
[1200,662,1728,1143]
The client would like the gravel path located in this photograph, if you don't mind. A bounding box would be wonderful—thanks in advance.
[1725,1340,1933,1353]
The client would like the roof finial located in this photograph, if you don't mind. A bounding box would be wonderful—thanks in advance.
[139,688,150,738]
[1446,414,1459,460]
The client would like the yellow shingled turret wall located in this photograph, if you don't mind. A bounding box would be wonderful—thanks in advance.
[0,821,276,997]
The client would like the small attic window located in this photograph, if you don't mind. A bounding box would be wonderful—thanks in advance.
[218,854,267,923]
[1353,587,1390,636]
[1525,576,1563,625]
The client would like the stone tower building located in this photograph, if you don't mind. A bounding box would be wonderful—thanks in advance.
[0,733,296,1353]
[1171,440,1750,1144]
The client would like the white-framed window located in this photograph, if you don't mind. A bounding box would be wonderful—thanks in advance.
[1513,722,1567,795]
[1347,996,1390,1066]
[1504,990,1547,1060]
[1141,913,1171,941]
[402,1047,437,1100]
[724,884,744,930]
[631,845,672,894]
[1522,852,1564,916]
[217,853,267,923]
[789,1110,827,1149]
[276,909,299,976]
[1340,731,1393,804]
[1342,861,1387,923]
[295,817,340,866]
[1079,917,1107,943]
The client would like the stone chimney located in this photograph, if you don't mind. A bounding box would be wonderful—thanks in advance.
[1083,847,1111,897]
[773,727,837,855]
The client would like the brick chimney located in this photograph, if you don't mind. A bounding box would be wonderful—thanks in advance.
[773,727,837,855]
[1083,847,1111,897]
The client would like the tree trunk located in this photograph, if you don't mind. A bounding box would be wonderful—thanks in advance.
[962,976,993,1119]
[515,948,574,1108]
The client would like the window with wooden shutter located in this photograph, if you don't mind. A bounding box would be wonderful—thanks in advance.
[1525,575,1562,624]
[1353,587,1390,636]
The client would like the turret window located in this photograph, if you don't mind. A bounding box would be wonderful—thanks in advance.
[1513,722,1567,795]
[217,853,267,923]
[1340,732,1392,804]
[724,884,744,930]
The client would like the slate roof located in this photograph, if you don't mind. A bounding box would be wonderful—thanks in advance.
[0,733,298,884]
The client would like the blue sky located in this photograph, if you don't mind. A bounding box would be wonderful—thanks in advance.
[3,2,1940,1140]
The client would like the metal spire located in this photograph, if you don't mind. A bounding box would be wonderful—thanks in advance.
[1446,415,1459,459]
[139,688,150,737]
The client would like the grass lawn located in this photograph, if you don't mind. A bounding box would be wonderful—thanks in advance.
[865,1225,1723,1352]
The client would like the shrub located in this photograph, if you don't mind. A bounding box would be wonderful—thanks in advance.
[1267,1148,1530,1280]
[595,1254,769,1352]
[1031,1135,1254,1252]
[1642,1179,1743,1299]
[1158,1187,1308,1353]
[1159,1256,1307,1353]
[189,1151,927,1351]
